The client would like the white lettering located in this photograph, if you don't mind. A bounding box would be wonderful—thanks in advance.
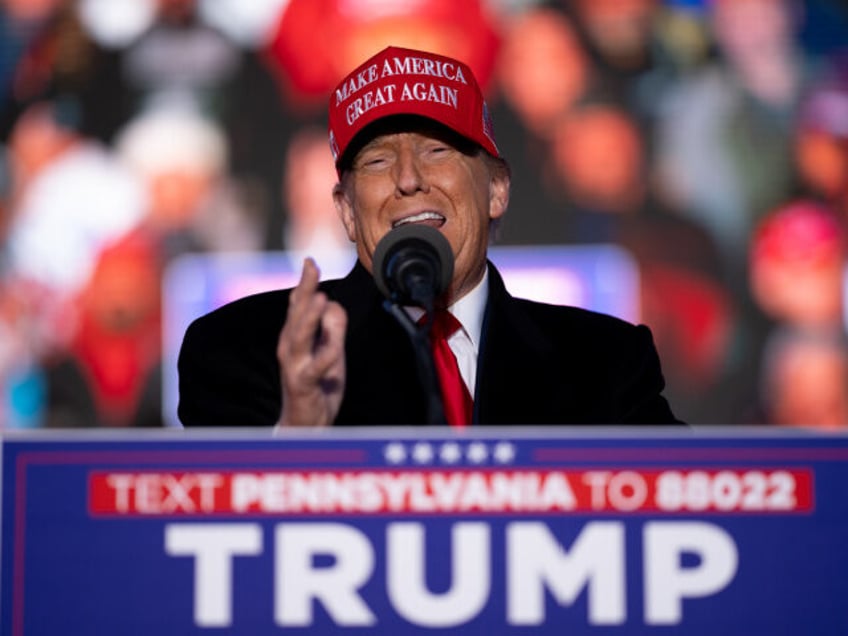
[164,523,262,627]
[345,85,398,125]
[643,521,738,624]
[400,82,459,109]
[275,523,376,626]
[108,473,223,514]
[584,471,612,509]
[227,471,585,514]
[164,520,740,627]
[608,471,648,511]
[382,56,467,84]
[507,521,626,625]
[583,471,647,511]
[539,473,577,510]
[387,522,490,626]
[107,474,134,512]
[335,63,379,104]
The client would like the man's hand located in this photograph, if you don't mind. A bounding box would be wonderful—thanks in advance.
[276,258,348,427]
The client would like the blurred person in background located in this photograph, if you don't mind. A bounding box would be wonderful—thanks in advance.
[0,0,78,136]
[263,0,501,110]
[0,0,287,428]
[1,0,293,249]
[563,0,697,129]
[793,63,848,218]
[100,0,290,250]
[758,326,848,427]
[43,232,164,427]
[6,98,92,206]
[495,5,589,141]
[550,101,647,223]
[749,199,845,331]
[0,0,63,92]
[0,277,46,429]
[114,104,266,259]
[491,5,590,245]
[281,125,356,275]
[4,100,147,350]
[0,100,148,427]
[748,199,847,426]
[566,0,661,75]
[548,100,735,423]
[655,0,815,281]
[652,0,830,423]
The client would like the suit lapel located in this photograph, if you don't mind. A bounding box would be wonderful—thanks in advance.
[476,263,572,424]
[330,263,428,424]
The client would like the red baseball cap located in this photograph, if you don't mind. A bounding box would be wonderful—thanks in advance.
[752,200,844,265]
[328,46,499,171]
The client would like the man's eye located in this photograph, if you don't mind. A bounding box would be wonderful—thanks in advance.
[358,155,389,168]
[426,145,451,156]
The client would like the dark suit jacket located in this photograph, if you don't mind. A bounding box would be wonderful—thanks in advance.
[178,261,682,426]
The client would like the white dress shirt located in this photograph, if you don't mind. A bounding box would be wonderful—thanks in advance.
[446,270,487,398]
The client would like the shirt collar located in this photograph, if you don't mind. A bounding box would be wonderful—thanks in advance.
[447,268,487,353]
[404,268,489,352]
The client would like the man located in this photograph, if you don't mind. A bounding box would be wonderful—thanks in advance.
[178,45,682,427]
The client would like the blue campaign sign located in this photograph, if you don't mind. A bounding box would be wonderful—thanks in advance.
[2,427,847,635]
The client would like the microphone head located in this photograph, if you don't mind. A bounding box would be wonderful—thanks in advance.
[372,224,454,305]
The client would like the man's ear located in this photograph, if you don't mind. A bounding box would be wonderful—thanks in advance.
[489,171,510,221]
[333,183,357,242]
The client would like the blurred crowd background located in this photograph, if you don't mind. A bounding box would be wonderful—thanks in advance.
[1,0,847,429]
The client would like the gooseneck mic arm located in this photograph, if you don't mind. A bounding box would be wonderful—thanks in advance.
[373,225,455,425]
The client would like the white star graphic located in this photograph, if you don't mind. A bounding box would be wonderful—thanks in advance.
[411,442,435,464]
[384,442,407,464]
[493,441,516,464]
[439,442,463,464]
[466,442,489,464]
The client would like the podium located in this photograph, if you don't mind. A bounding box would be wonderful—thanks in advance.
[3,426,847,634]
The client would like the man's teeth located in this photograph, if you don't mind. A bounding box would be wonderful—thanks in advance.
[393,212,444,227]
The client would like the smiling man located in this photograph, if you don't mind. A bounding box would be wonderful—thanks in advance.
[177,46,682,428]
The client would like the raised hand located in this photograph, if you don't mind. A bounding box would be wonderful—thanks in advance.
[275,258,348,427]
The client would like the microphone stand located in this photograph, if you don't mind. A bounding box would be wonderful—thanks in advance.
[373,224,454,426]
[383,299,447,426]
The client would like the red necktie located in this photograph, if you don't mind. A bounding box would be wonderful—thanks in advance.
[429,310,473,427]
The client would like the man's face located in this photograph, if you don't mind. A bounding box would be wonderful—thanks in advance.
[333,122,509,303]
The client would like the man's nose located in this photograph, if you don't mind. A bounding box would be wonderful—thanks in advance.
[394,147,428,196]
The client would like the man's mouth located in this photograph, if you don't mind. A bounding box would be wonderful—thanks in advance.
[392,211,446,229]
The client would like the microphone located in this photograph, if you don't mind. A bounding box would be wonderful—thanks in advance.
[373,224,454,309]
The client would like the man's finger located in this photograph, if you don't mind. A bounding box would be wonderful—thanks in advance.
[289,257,320,308]
[283,259,326,355]
[311,301,347,374]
